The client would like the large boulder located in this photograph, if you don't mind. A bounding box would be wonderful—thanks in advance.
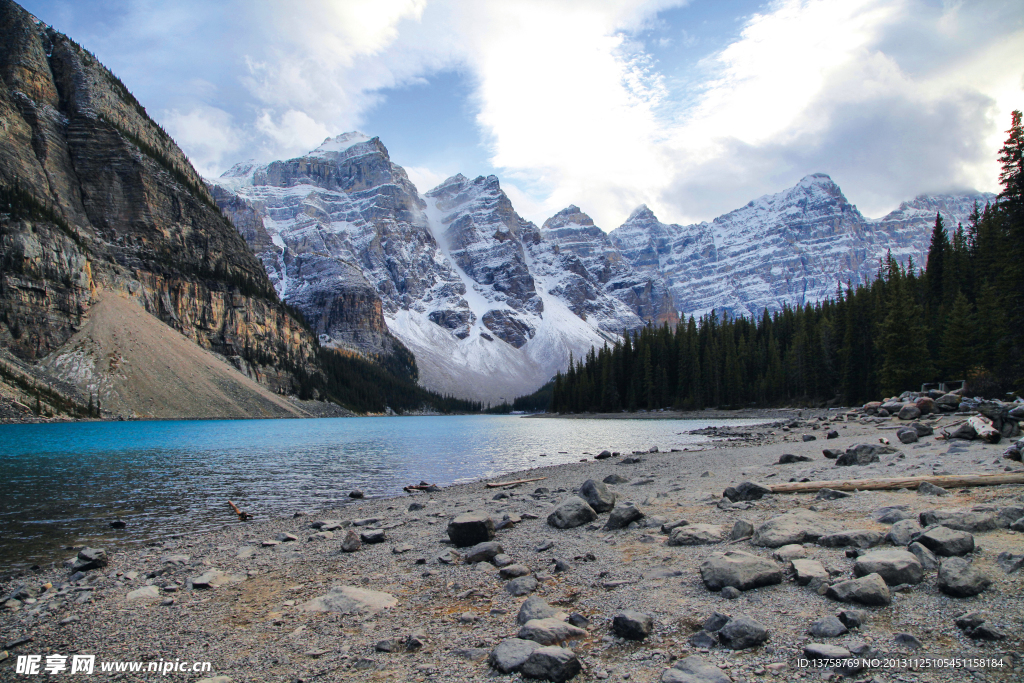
[919,509,998,533]
[937,558,991,597]
[517,597,564,625]
[753,509,830,547]
[612,611,654,640]
[826,573,891,606]
[489,638,541,674]
[519,646,581,682]
[668,524,724,546]
[854,550,924,585]
[605,503,644,530]
[447,512,495,547]
[898,404,922,420]
[914,526,974,556]
[699,551,782,591]
[71,547,108,573]
[579,479,615,513]
[887,519,921,546]
[547,496,598,529]
[717,615,769,650]
[791,559,829,586]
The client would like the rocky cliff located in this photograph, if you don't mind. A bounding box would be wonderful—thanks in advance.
[0,0,322,417]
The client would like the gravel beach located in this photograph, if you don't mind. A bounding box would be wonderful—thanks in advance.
[2,409,1022,682]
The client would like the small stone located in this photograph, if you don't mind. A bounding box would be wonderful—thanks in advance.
[275,532,298,543]
[773,544,806,561]
[668,524,723,546]
[907,541,939,570]
[729,519,754,539]
[791,559,829,586]
[917,481,948,496]
[894,633,922,650]
[126,586,162,602]
[818,530,882,549]
[825,430,839,439]
[688,630,718,648]
[808,616,848,638]
[954,611,988,630]
[463,541,504,564]
[499,564,532,579]
[349,490,364,499]
[662,656,731,683]
[567,613,589,628]
[518,618,587,646]
[341,530,361,553]
[778,453,812,464]
[822,448,842,459]
[967,623,1007,640]
[887,519,920,546]
[837,609,868,629]
[359,529,386,544]
[722,481,772,502]
[603,474,629,485]
[802,434,817,442]
[721,586,741,599]
[517,597,562,625]
[612,611,654,640]
[815,488,850,500]
[873,506,912,523]
[896,428,918,444]
[717,615,769,650]
[506,576,539,596]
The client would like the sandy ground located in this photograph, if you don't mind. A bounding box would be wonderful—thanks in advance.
[1,412,1022,683]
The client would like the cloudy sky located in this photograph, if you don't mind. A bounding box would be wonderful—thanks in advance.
[24,0,1024,229]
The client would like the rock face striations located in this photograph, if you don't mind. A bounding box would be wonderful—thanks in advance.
[0,0,321,417]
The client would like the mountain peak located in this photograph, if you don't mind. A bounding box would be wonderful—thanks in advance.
[626,204,657,222]
[309,131,372,157]
[543,205,595,231]
[797,172,835,187]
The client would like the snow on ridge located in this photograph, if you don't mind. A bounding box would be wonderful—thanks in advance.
[309,131,372,157]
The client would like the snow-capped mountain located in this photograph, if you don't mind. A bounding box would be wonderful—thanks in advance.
[609,174,994,320]
[212,133,994,403]
[211,135,650,404]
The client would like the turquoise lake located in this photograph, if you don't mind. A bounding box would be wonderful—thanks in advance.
[0,415,764,573]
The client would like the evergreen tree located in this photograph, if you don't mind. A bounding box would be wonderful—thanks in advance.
[876,258,934,396]
[940,292,975,379]
[925,212,948,309]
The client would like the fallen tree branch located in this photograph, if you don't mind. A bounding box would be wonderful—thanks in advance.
[485,476,547,488]
[228,500,251,521]
[769,472,1024,494]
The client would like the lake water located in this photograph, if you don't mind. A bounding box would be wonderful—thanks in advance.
[0,415,765,573]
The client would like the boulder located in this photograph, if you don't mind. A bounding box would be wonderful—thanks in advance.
[717,615,769,650]
[500,564,532,579]
[722,481,772,502]
[826,430,839,439]
[612,611,654,640]
[910,422,934,436]
[547,497,598,529]
[898,404,922,420]
[579,479,615,513]
[464,541,504,564]
[808,616,848,638]
[918,509,998,533]
[936,392,961,407]
[873,506,913,523]
[519,646,581,682]
[517,597,564,625]
[773,544,806,561]
[836,444,895,466]
[753,509,830,547]
[447,512,495,547]
[729,520,754,539]
[791,559,829,586]
[837,609,868,629]
[826,573,891,606]
[605,503,644,530]
[661,657,730,683]
[668,524,724,546]
[887,519,920,546]
[506,576,539,596]
[699,551,782,591]
[71,547,108,572]
[854,550,924,585]
[937,558,991,597]
[907,542,939,570]
[915,397,935,414]
[914,526,974,556]
[778,453,812,464]
[518,618,587,645]
[896,428,918,444]
[818,530,881,549]
[489,638,542,674]
[341,530,361,553]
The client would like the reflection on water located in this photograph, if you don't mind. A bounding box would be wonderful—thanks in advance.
[0,415,763,572]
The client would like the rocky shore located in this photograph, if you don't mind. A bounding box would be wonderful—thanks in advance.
[1,404,1022,682]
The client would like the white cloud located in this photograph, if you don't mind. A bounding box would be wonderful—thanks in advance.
[404,165,451,195]
[161,106,243,178]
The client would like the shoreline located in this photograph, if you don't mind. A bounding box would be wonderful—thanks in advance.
[1,411,1021,682]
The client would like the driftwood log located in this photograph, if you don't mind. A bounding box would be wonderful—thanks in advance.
[770,472,1024,494]
[968,415,1002,443]
[228,500,251,521]
[404,483,441,492]
[485,476,547,488]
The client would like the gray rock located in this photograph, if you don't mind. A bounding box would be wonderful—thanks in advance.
[71,547,108,572]
[349,490,364,499]
[803,642,852,660]
[873,506,913,523]
[966,623,1006,640]
[910,422,934,436]
[995,551,1024,573]
[837,609,868,629]
[662,656,731,683]
[722,481,772,502]
[914,526,974,556]
[773,544,807,561]
[937,558,991,597]
[729,520,754,540]
[887,519,920,546]
[340,530,361,553]
[518,617,587,645]
[605,503,645,530]
[753,509,830,547]
[447,512,495,547]
[907,542,939,570]
[954,611,988,630]
[662,518,691,534]
[603,474,629,485]
[299,585,397,614]
[489,638,542,674]
[791,559,829,585]
[700,551,782,591]
[703,611,730,631]
[808,616,848,638]
[500,564,532,579]
[826,430,839,439]
[567,613,589,628]
[464,541,504,564]
[668,524,724,546]
[818,530,881,549]
[778,453,812,464]
[898,404,922,420]
[854,550,924,585]
[517,597,562,625]
[896,428,919,444]
[822,448,842,459]
[547,496,598,529]
[836,443,895,466]
[519,646,581,682]
[815,488,850,500]
[612,611,653,640]
[826,573,891,606]
[894,633,923,650]
[717,615,769,650]
[596,450,612,459]
[126,586,162,602]
[720,586,741,599]
[919,509,998,532]
[275,532,298,542]
[1012,517,1024,532]
[996,506,1024,528]
[802,434,817,442]
[359,529,386,544]
[579,479,615,513]
[688,630,718,649]
[506,576,539,596]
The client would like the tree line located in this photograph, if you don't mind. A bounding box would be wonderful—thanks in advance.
[533,111,1023,413]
